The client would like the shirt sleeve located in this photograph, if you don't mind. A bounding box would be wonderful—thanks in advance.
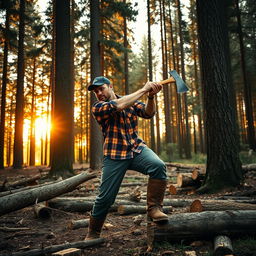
[133,101,153,119]
[92,101,118,122]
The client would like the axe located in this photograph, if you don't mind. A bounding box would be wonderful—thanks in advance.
[158,70,189,93]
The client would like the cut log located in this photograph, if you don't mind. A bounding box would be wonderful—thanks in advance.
[118,205,172,215]
[168,184,196,195]
[191,169,205,181]
[0,179,63,197]
[48,197,193,213]
[214,235,233,256]
[34,203,52,219]
[147,210,256,245]
[190,199,256,212]
[5,238,105,256]
[165,162,205,170]
[68,219,89,230]
[48,198,142,212]
[242,164,256,172]
[0,172,96,216]
[1,175,41,192]
[48,200,95,212]
[121,182,145,187]
[128,186,142,202]
[177,173,201,188]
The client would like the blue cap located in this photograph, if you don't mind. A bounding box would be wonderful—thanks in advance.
[88,76,111,91]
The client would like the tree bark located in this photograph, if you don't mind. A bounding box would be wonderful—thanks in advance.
[196,0,243,192]
[68,219,89,230]
[50,0,74,177]
[118,205,172,215]
[0,172,96,216]
[190,199,256,212]
[13,0,25,169]
[89,0,103,170]
[147,210,256,245]
[235,0,256,151]
[0,5,10,169]
[6,238,105,256]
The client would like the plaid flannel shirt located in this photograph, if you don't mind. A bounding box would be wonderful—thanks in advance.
[92,97,153,160]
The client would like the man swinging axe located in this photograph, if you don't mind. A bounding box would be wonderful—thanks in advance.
[85,71,189,240]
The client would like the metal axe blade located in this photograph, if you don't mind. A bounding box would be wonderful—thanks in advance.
[158,70,189,93]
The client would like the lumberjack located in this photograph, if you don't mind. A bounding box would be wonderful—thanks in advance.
[85,76,168,240]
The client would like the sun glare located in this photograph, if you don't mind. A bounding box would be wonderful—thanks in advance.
[35,117,51,139]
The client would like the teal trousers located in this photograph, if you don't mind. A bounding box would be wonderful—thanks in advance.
[91,147,167,219]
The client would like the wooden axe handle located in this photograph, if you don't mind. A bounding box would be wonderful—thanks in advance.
[158,77,176,85]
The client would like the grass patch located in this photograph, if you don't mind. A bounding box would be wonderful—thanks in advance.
[233,237,256,256]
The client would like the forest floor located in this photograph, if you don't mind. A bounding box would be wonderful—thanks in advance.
[0,163,256,256]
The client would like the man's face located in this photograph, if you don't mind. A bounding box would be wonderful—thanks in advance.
[93,84,112,101]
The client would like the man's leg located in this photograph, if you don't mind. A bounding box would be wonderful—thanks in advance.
[86,157,130,240]
[129,147,168,222]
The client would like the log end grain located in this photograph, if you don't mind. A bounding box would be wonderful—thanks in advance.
[190,199,203,212]
[168,185,177,195]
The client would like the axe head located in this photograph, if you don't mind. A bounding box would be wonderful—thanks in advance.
[169,70,189,93]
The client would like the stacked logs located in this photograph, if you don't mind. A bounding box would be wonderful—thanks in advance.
[168,168,205,195]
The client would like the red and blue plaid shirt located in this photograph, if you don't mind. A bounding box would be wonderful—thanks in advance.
[92,97,153,160]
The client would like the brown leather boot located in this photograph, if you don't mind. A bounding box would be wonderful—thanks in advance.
[85,215,105,240]
[147,179,168,223]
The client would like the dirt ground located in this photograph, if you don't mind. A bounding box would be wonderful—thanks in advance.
[0,164,256,256]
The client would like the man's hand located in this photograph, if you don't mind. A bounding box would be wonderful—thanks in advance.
[143,82,163,97]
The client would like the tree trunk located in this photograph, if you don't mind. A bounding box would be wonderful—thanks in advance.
[0,6,10,169]
[196,0,243,192]
[177,0,191,159]
[235,0,256,151]
[0,172,96,216]
[13,0,25,169]
[147,0,156,152]
[29,57,36,166]
[50,0,74,177]
[89,0,103,170]
[147,210,256,245]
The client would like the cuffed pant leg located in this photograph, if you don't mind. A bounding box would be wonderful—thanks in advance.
[129,147,167,180]
[91,157,130,219]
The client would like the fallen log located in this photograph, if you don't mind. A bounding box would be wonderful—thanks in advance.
[242,164,256,172]
[118,205,172,215]
[168,184,196,195]
[1,174,41,192]
[0,179,62,197]
[0,172,96,216]
[147,210,256,245]
[48,200,95,212]
[48,197,193,211]
[190,199,256,212]
[165,162,205,170]
[48,197,143,212]
[68,219,89,230]
[191,169,205,181]
[177,173,201,188]
[34,203,52,219]
[214,235,233,256]
[4,238,105,256]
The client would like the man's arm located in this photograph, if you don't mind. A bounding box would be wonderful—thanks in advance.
[113,82,162,112]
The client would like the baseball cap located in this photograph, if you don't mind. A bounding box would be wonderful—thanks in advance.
[88,76,111,91]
